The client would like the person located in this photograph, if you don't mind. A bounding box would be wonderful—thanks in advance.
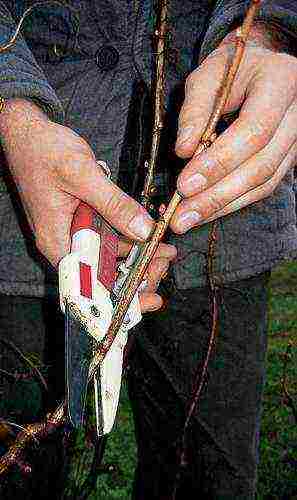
[0,1,296,498]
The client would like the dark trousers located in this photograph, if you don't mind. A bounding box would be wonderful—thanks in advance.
[127,272,270,499]
[0,272,270,499]
[0,295,66,499]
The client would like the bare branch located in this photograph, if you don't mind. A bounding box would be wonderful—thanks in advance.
[142,0,169,207]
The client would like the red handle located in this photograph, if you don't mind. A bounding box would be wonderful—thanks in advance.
[70,202,119,292]
[70,202,100,239]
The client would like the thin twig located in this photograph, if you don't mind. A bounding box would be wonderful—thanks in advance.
[0,403,66,475]
[0,1,76,53]
[0,368,16,381]
[0,338,48,391]
[171,221,220,497]
[141,0,168,207]
[0,419,39,442]
[172,289,219,498]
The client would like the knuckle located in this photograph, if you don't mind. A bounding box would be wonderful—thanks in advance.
[207,192,224,213]
[248,119,272,149]
[68,126,92,151]
[209,149,229,177]
[105,191,134,221]
[255,160,276,183]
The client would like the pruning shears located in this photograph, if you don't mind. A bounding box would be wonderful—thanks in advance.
[58,162,143,436]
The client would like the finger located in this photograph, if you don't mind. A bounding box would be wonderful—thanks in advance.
[175,53,229,158]
[145,257,170,291]
[171,102,297,233]
[139,292,163,313]
[64,158,154,242]
[118,240,177,260]
[177,65,297,197]
[202,140,297,223]
[118,239,133,257]
[154,243,177,261]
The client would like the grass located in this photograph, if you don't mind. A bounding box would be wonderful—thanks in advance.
[257,261,297,500]
[66,261,297,499]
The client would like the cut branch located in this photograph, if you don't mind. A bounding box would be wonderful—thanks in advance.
[0,403,66,475]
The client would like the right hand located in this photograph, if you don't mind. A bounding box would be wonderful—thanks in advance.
[0,99,155,267]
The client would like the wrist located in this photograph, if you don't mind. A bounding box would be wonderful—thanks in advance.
[0,98,49,139]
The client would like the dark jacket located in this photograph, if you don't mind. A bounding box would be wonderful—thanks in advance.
[0,0,296,296]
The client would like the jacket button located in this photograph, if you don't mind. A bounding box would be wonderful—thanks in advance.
[96,45,119,71]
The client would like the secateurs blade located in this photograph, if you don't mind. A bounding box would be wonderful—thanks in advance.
[59,165,142,436]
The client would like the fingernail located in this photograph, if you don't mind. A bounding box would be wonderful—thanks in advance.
[176,126,195,146]
[179,172,207,196]
[178,211,202,232]
[128,213,153,240]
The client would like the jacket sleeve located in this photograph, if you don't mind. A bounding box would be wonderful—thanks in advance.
[0,2,64,122]
[200,0,297,60]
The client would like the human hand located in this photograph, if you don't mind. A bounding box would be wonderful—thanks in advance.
[171,23,297,233]
[0,99,154,266]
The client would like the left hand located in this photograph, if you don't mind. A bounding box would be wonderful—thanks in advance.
[170,24,297,233]
[118,240,177,313]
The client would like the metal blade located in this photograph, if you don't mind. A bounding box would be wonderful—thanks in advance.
[93,368,104,437]
[65,302,95,427]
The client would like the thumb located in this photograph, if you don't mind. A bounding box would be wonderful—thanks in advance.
[67,157,154,242]
[175,50,233,159]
